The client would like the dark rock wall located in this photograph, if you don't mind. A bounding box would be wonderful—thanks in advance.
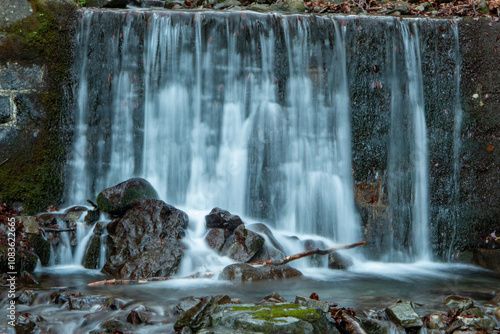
[458,18,500,251]
[0,0,77,214]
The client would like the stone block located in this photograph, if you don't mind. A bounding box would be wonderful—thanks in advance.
[14,93,44,125]
[0,0,33,26]
[0,96,11,123]
[0,64,45,90]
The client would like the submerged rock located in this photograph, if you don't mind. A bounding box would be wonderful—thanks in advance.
[219,263,302,282]
[102,199,188,279]
[385,300,423,329]
[96,178,159,216]
[328,251,353,270]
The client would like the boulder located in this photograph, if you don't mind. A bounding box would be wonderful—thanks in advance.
[205,228,230,252]
[101,199,188,279]
[220,225,265,262]
[211,303,336,334]
[247,223,285,253]
[304,239,327,266]
[247,245,285,264]
[205,208,244,231]
[96,178,159,216]
[385,300,423,329]
[328,251,353,270]
[219,263,302,282]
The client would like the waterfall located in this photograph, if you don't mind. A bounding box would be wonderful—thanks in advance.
[67,10,461,262]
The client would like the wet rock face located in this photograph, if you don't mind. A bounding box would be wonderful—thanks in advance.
[96,178,159,216]
[471,249,500,272]
[205,207,244,231]
[220,225,265,263]
[102,199,188,279]
[219,263,302,282]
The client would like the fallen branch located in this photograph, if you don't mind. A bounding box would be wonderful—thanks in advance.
[42,228,76,232]
[88,271,214,286]
[0,158,8,167]
[248,241,367,266]
[87,200,98,209]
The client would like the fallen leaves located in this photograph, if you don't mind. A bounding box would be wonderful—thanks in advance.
[304,0,500,17]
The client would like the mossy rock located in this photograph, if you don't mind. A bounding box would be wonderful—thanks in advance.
[27,234,50,266]
[213,303,334,333]
[96,178,159,216]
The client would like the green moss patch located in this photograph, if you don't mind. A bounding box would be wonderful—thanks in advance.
[231,303,320,322]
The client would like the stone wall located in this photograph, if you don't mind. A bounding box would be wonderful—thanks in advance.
[458,18,500,252]
[0,0,76,214]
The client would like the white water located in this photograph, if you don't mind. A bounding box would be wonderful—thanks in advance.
[64,11,463,273]
[401,21,430,261]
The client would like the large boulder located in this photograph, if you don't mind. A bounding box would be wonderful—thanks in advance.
[219,263,302,282]
[102,199,188,279]
[96,178,159,216]
[220,225,265,262]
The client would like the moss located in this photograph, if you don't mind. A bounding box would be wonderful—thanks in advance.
[96,194,114,214]
[121,186,159,208]
[0,0,77,214]
[231,303,319,323]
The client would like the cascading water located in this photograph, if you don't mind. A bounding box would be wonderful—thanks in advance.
[67,10,462,268]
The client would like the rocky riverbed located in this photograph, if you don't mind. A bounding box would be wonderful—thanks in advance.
[1,283,500,333]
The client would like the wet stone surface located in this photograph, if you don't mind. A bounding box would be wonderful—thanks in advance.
[0,64,45,91]
[0,95,11,123]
